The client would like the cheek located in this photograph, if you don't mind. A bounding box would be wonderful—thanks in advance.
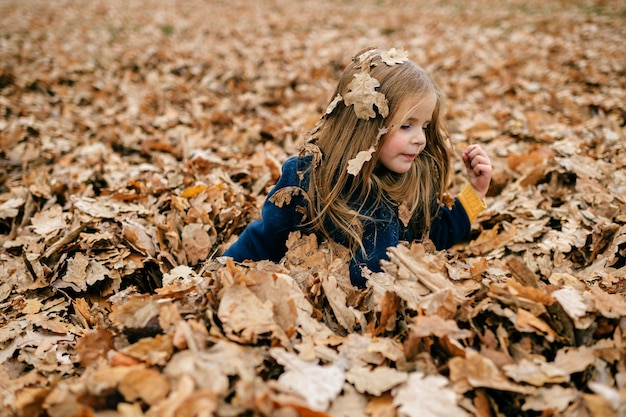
[384,136,407,155]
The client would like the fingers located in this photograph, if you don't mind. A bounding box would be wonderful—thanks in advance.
[462,144,493,199]
[463,144,491,177]
[470,156,491,176]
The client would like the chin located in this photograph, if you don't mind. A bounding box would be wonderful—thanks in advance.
[390,166,411,174]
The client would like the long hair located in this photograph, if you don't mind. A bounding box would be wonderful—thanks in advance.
[301,48,452,255]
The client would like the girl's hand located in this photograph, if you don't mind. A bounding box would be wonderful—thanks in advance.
[462,144,492,199]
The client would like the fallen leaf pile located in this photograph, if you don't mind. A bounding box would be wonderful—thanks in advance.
[1,0,625,416]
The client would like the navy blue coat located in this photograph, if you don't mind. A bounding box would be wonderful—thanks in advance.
[224,156,474,287]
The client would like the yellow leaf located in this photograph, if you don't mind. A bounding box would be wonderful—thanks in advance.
[180,184,208,198]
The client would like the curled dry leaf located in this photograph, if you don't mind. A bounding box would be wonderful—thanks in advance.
[326,94,343,115]
[268,186,306,208]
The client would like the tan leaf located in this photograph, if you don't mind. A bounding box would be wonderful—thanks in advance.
[0,197,25,219]
[270,348,345,411]
[381,48,409,65]
[321,272,367,331]
[75,328,115,367]
[347,146,376,176]
[589,286,626,318]
[269,186,305,207]
[346,365,408,396]
[408,314,472,340]
[551,286,588,319]
[449,349,536,395]
[326,94,343,115]
[217,284,289,345]
[553,346,597,375]
[393,372,469,417]
[61,252,90,291]
[86,259,109,286]
[328,384,369,417]
[181,223,212,265]
[118,367,170,405]
[514,308,558,341]
[384,243,465,304]
[143,375,211,417]
[398,201,411,227]
[122,333,174,366]
[109,294,160,329]
[161,265,202,287]
[365,395,396,417]
[123,221,156,257]
[30,205,67,236]
[521,385,579,412]
[344,71,389,120]
[502,357,569,386]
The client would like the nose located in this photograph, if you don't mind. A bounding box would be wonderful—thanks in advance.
[412,129,426,146]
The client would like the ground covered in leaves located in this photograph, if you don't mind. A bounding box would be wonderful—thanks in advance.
[1,0,625,416]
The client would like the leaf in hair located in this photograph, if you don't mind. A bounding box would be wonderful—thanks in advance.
[442,192,455,209]
[377,126,389,141]
[325,94,343,115]
[299,142,323,167]
[344,72,389,120]
[347,146,376,176]
[353,47,378,67]
[269,186,306,207]
[398,201,411,227]
[381,48,409,66]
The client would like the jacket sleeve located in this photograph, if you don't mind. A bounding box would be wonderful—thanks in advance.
[223,156,307,263]
[429,184,486,250]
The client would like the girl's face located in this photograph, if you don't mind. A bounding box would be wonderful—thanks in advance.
[377,92,437,174]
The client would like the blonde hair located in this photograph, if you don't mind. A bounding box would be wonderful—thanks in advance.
[300,48,452,255]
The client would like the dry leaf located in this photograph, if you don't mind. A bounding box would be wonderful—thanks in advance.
[346,365,408,396]
[347,146,376,176]
[118,367,171,405]
[217,284,290,346]
[393,372,469,417]
[502,357,569,386]
[381,48,409,65]
[551,286,588,319]
[326,94,343,115]
[269,186,306,207]
[343,72,389,120]
[270,348,345,411]
[449,349,537,395]
[181,223,212,265]
[521,385,579,412]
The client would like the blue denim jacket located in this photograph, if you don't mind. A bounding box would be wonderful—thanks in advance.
[224,155,474,287]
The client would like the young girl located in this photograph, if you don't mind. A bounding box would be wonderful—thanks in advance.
[224,47,492,287]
